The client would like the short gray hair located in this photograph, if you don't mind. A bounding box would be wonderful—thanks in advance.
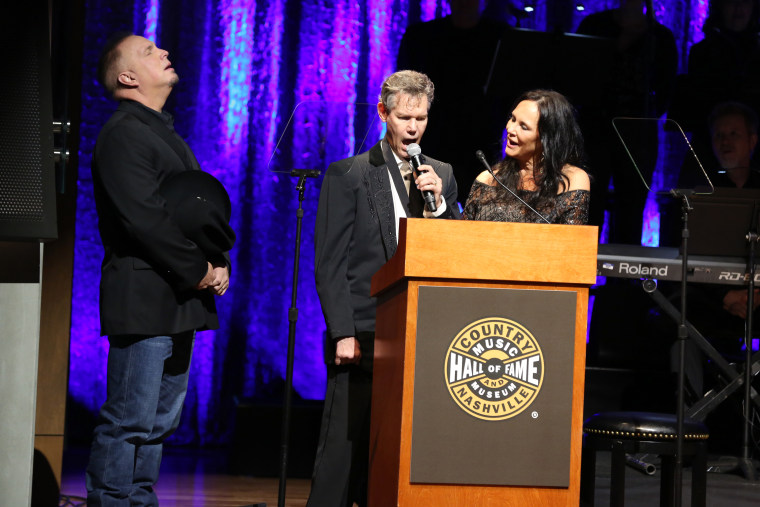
[379,70,434,112]
[709,101,759,136]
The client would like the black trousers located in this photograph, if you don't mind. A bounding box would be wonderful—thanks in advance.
[307,332,374,507]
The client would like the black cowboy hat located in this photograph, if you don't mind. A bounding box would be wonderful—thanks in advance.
[160,170,236,256]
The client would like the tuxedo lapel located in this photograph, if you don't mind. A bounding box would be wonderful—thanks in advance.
[366,141,398,259]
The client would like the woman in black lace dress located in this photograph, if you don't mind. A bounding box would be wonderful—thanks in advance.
[463,89,590,224]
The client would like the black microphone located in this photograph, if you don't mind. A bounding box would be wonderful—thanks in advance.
[407,143,437,212]
[475,150,550,224]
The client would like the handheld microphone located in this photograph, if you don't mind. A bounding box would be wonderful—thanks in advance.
[407,143,437,212]
[475,150,550,224]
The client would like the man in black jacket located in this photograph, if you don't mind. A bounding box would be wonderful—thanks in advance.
[85,32,231,506]
[307,70,459,507]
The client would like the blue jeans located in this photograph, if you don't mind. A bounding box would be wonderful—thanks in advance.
[86,332,195,506]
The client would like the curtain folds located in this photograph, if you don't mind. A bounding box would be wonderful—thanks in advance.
[70,0,708,443]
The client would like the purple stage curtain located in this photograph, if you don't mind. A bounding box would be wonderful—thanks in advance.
[70,0,708,443]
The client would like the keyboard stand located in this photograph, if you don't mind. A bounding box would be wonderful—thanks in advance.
[645,287,760,418]
[645,284,760,480]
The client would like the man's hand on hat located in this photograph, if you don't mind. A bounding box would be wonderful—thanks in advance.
[208,263,230,296]
[195,262,220,291]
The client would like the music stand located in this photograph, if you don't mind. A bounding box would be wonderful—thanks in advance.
[612,117,713,507]
[688,188,760,258]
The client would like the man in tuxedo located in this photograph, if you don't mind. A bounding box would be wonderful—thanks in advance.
[86,32,231,506]
[308,70,460,507]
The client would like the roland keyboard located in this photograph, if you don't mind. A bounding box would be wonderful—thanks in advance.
[597,243,760,286]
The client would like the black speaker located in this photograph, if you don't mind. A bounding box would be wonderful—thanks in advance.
[0,3,57,241]
[31,449,60,507]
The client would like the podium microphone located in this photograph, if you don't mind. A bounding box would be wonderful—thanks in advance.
[475,150,550,224]
[407,143,437,212]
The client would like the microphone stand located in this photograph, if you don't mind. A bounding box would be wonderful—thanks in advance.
[671,188,695,507]
[277,168,320,507]
[474,150,550,224]
[738,231,759,481]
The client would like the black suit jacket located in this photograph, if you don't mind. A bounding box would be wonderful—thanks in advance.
[92,100,222,336]
[314,141,460,357]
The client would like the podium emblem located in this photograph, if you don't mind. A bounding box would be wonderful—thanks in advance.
[444,317,545,421]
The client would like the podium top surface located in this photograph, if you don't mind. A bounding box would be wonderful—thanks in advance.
[371,218,598,296]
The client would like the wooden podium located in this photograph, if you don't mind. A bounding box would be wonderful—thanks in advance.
[368,218,598,506]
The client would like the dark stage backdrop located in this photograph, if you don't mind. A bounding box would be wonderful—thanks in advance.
[70,0,708,444]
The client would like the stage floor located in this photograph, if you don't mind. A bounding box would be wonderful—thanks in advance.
[60,447,309,507]
[59,446,760,506]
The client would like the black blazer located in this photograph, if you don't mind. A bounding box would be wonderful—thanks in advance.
[92,100,221,336]
[314,140,460,352]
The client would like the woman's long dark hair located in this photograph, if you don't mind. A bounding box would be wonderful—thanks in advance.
[493,89,586,203]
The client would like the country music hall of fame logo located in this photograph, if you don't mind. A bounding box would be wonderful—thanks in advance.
[444,317,545,421]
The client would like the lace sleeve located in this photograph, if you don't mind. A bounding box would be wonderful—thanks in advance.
[462,181,485,220]
[555,190,590,225]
